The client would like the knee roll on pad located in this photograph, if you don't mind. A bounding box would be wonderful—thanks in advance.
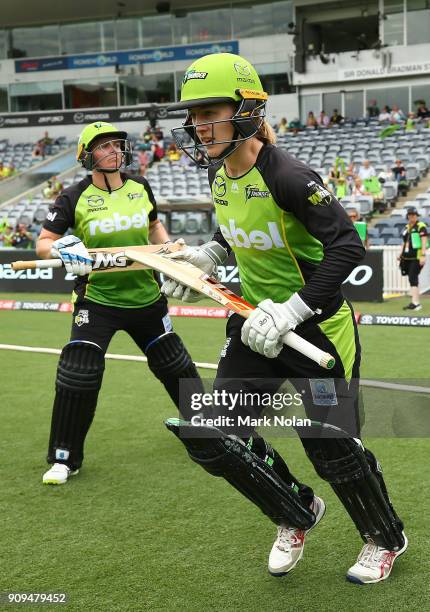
[146,332,197,378]
[166,419,315,529]
[56,341,105,393]
[146,333,204,418]
[303,433,404,550]
[47,341,105,470]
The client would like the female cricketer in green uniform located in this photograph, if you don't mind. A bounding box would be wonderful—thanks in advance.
[37,121,202,485]
[162,53,407,585]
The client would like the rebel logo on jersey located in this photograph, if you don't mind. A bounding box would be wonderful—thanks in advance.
[219,219,285,250]
[88,208,149,235]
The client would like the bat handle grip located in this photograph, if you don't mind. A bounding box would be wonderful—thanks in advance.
[11,259,63,271]
[281,330,335,370]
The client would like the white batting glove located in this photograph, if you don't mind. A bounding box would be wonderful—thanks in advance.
[51,235,93,276]
[241,293,315,358]
[161,240,228,302]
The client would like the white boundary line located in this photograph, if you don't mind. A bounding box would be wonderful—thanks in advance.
[0,343,218,371]
[2,344,430,391]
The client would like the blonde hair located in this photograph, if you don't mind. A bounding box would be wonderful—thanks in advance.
[256,120,277,145]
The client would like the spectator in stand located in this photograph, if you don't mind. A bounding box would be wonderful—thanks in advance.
[1,163,15,179]
[358,159,376,181]
[151,135,165,164]
[363,175,385,212]
[288,117,303,132]
[378,105,391,122]
[392,159,406,183]
[390,105,405,124]
[405,112,416,131]
[37,131,54,158]
[11,223,34,249]
[166,143,181,162]
[277,117,289,135]
[367,99,380,118]
[392,159,408,196]
[317,110,329,128]
[306,111,318,129]
[152,126,164,142]
[137,149,150,175]
[346,161,358,181]
[0,221,14,247]
[416,102,430,120]
[335,176,349,200]
[347,208,369,248]
[43,176,63,199]
[351,177,365,199]
[330,109,344,125]
[32,142,44,159]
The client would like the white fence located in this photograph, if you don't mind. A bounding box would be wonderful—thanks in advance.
[371,246,430,295]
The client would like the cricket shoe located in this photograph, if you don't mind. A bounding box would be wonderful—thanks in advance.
[346,533,408,584]
[403,303,422,311]
[268,495,326,577]
[42,463,79,485]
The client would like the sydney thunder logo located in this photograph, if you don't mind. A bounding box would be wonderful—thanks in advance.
[245,184,270,203]
[183,70,208,84]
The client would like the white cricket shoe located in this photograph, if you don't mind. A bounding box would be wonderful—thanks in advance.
[268,495,326,576]
[346,533,408,584]
[42,463,79,485]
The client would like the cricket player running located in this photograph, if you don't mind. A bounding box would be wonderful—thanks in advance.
[162,53,407,584]
[36,121,203,485]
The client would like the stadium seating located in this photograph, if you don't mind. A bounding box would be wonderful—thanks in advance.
[2,120,430,243]
[0,137,70,175]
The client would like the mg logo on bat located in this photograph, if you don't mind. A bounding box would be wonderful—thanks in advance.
[92,252,128,269]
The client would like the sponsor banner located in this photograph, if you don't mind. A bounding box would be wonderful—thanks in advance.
[0,249,383,301]
[219,250,383,302]
[168,305,228,318]
[359,313,430,327]
[15,41,239,73]
[342,250,383,302]
[0,105,177,129]
[0,299,229,318]
[0,250,71,291]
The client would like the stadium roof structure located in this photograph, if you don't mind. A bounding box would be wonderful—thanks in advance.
[2,0,262,28]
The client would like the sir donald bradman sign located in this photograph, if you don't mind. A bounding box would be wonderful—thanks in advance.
[339,61,430,81]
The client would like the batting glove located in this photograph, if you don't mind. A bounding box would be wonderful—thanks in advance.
[51,235,93,276]
[161,240,228,302]
[241,293,315,358]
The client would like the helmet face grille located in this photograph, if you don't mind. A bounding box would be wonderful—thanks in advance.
[79,139,133,172]
[171,99,266,169]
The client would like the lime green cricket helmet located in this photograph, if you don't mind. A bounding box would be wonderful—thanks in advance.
[77,121,132,171]
[168,53,268,168]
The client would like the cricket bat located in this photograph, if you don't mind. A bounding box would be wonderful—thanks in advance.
[124,249,335,370]
[11,243,183,273]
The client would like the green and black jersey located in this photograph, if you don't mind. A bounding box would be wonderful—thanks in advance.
[209,145,365,319]
[43,173,160,308]
[401,220,428,260]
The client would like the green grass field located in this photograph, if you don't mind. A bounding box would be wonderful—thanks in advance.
[0,293,429,611]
